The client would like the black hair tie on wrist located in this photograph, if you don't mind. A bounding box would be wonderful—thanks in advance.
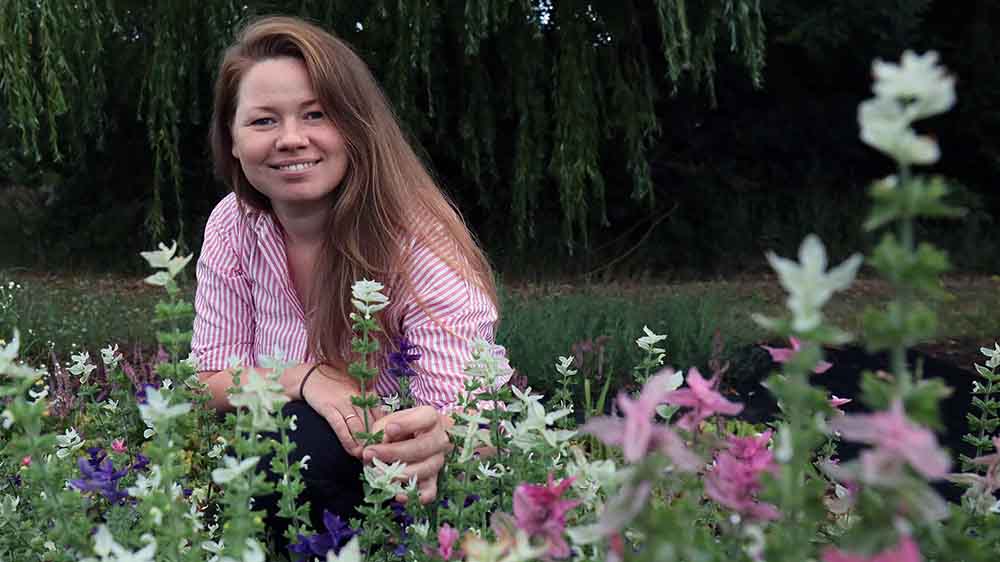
[299,363,322,402]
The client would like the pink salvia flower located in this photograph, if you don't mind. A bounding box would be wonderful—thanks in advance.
[761,336,833,374]
[581,369,701,469]
[663,367,743,431]
[704,431,781,521]
[513,474,580,559]
[20,455,31,467]
[828,398,950,480]
[437,524,459,560]
[111,439,127,454]
[821,535,922,562]
[830,395,852,413]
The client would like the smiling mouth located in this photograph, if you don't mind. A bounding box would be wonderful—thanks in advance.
[271,160,321,172]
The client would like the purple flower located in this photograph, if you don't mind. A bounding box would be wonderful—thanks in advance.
[289,510,357,561]
[131,453,150,473]
[70,456,130,505]
[387,338,421,379]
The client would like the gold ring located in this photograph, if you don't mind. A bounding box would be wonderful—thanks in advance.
[343,414,359,422]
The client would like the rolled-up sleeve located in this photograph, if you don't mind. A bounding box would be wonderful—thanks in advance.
[191,205,255,372]
[400,243,509,410]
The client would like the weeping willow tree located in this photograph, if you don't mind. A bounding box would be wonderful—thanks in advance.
[0,0,765,256]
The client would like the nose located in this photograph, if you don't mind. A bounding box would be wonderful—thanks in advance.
[275,120,308,151]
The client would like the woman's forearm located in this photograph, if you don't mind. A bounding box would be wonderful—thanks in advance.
[197,363,313,412]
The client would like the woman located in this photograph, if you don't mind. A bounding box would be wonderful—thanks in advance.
[191,15,506,530]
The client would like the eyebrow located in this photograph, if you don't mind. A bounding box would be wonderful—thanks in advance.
[246,99,321,112]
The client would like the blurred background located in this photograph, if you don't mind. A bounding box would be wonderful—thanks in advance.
[3,0,997,280]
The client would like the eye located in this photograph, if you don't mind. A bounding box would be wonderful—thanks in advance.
[304,111,325,120]
[250,117,275,126]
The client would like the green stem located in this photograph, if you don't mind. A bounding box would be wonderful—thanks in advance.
[892,165,914,392]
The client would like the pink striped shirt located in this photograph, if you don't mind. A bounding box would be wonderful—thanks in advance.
[191,193,507,410]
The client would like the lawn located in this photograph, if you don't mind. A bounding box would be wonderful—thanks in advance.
[4,269,999,393]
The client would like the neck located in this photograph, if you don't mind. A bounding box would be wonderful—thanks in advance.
[272,203,329,247]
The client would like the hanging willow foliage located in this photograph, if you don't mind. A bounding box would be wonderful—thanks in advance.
[1,0,765,252]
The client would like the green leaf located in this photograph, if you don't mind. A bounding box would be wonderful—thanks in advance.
[862,301,937,352]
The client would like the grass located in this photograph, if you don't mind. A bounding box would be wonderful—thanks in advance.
[3,269,1000,395]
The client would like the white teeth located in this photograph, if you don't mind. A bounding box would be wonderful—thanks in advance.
[277,161,318,171]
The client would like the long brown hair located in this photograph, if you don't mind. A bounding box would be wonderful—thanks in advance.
[209,15,497,363]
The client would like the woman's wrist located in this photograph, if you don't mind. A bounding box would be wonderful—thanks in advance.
[297,362,322,402]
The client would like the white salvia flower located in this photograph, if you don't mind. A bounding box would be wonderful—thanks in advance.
[218,538,265,562]
[980,342,1000,369]
[207,437,227,459]
[477,462,502,479]
[408,521,430,539]
[100,344,122,371]
[138,387,192,426]
[228,371,288,432]
[463,339,513,390]
[872,50,955,120]
[69,352,98,384]
[102,399,119,413]
[325,536,362,562]
[363,457,409,495]
[141,241,193,286]
[758,235,863,333]
[0,330,41,379]
[55,427,85,458]
[142,419,156,440]
[184,502,204,532]
[1,409,13,430]
[859,50,955,166]
[449,411,494,463]
[350,279,389,317]
[382,394,401,413]
[149,507,164,525]
[859,97,940,165]
[506,384,544,414]
[127,466,163,498]
[44,540,56,551]
[990,500,1000,514]
[212,455,260,485]
[555,356,577,377]
[28,385,49,403]
[80,525,157,562]
[299,455,311,471]
[636,326,667,355]
[161,378,173,390]
[201,538,224,562]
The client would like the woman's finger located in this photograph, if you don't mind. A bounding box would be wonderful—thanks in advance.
[323,405,363,458]
[364,424,451,465]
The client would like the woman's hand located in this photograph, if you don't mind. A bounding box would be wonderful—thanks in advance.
[301,365,384,459]
[364,406,454,504]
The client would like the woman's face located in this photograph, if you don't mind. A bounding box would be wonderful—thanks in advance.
[231,57,349,216]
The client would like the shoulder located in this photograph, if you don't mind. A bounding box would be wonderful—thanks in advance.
[205,193,251,233]
[202,193,258,251]
[395,232,495,327]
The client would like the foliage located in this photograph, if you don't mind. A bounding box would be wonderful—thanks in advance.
[0,0,764,255]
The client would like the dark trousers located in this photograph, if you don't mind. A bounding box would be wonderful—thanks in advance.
[254,401,364,552]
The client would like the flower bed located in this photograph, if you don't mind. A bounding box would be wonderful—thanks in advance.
[2,51,1000,562]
